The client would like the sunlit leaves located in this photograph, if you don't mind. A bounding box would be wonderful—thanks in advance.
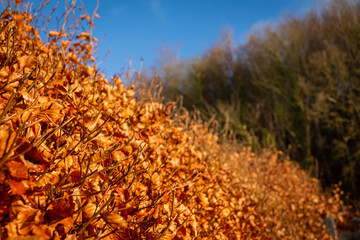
[0,1,349,240]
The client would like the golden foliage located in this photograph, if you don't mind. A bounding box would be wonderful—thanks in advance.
[0,1,350,240]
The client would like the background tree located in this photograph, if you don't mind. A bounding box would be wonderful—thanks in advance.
[145,0,360,199]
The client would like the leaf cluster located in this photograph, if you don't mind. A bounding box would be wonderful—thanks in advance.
[0,1,270,239]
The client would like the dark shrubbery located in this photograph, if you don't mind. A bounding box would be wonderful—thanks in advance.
[152,0,360,200]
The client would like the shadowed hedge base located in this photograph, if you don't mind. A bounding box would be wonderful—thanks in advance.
[0,1,353,239]
[153,0,360,201]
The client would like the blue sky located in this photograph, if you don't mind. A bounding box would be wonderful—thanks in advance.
[31,0,320,77]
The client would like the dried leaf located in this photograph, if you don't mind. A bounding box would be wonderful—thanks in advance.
[17,55,29,69]
[178,226,187,236]
[49,31,60,37]
[9,180,26,195]
[32,224,52,239]
[103,212,128,229]
[83,202,97,220]
[0,124,16,159]
[198,193,209,207]
[47,193,75,219]
[151,172,161,187]
[15,0,24,5]
[80,14,90,21]
[6,159,28,179]
[70,170,81,183]
[16,142,48,165]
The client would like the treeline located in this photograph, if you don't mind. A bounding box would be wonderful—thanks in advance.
[146,0,360,199]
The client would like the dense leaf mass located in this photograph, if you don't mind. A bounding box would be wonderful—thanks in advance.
[0,1,350,239]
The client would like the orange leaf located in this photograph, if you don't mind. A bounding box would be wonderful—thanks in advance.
[58,217,74,229]
[151,172,161,187]
[9,180,26,195]
[32,225,52,239]
[47,194,75,219]
[103,213,128,229]
[16,142,48,165]
[80,14,90,21]
[178,226,187,236]
[70,170,81,183]
[49,31,60,37]
[17,55,29,69]
[13,14,24,27]
[6,159,28,179]
[0,124,16,159]
[197,193,209,207]
[77,32,90,40]
[83,202,97,220]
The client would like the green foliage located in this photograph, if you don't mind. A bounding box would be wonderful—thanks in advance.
[148,0,360,199]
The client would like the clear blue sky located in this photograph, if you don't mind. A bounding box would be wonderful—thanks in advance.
[31,0,320,77]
